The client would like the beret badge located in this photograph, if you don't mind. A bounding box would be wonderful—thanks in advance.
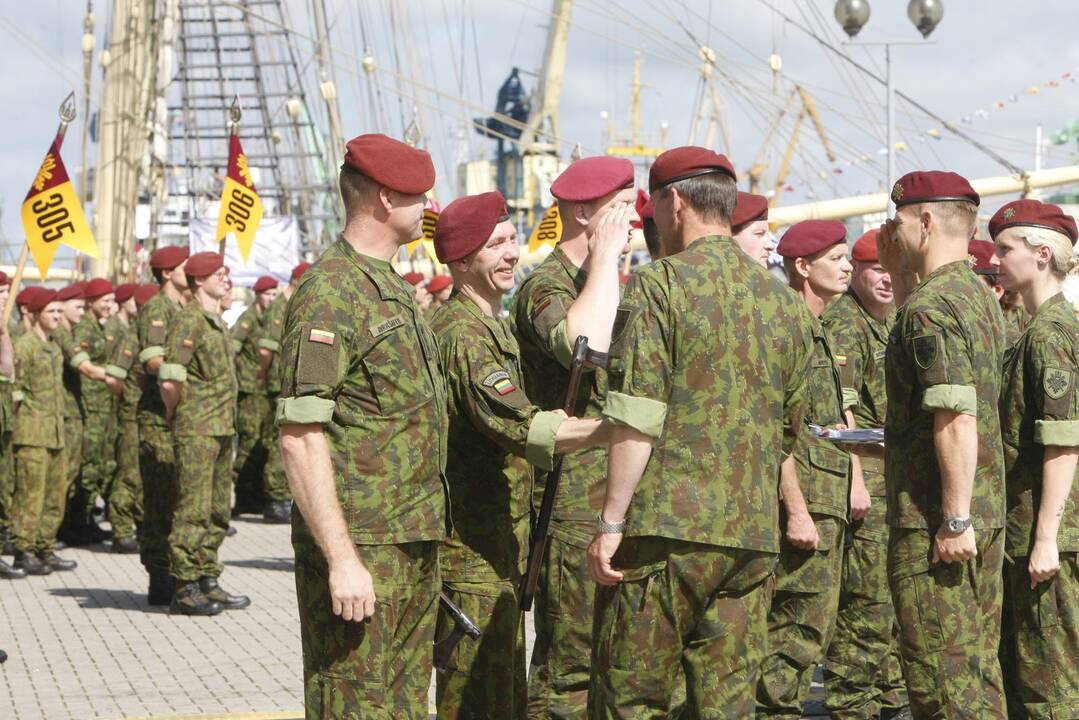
[891,183,904,202]
[1002,208,1016,220]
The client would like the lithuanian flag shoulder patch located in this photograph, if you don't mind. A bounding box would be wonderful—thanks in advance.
[483,370,516,395]
[309,328,335,345]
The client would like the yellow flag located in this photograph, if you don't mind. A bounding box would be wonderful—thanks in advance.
[528,205,561,253]
[215,133,264,263]
[408,208,439,257]
[20,131,98,279]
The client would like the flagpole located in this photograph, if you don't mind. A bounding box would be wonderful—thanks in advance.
[220,95,241,256]
[2,93,78,329]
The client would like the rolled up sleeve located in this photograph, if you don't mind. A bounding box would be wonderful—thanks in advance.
[276,395,335,425]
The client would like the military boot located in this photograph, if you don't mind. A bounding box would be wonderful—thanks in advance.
[0,649,7,663]
[38,551,77,571]
[13,551,51,576]
[1,527,13,555]
[0,558,27,579]
[170,582,224,616]
[147,568,173,606]
[263,500,291,524]
[111,536,139,554]
[198,576,251,610]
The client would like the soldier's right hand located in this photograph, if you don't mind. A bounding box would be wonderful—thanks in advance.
[932,525,976,564]
[587,201,634,262]
[329,556,377,622]
[786,512,820,551]
[876,219,904,274]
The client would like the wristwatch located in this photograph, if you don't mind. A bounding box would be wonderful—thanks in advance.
[943,516,972,534]
[596,513,626,534]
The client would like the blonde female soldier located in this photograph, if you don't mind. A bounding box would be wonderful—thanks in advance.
[992,198,1079,718]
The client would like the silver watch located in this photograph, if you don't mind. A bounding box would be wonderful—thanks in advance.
[943,516,972,534]
[596,514,626,534]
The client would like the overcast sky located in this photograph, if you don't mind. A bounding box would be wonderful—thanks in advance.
[2,0,1078,265]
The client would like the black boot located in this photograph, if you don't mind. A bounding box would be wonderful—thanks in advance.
[147,568,173,606]
[13,551,51,576]
[112,536,139,554]
[263,500,291,524]
[198,576,251,610]
[0,558,27,579]
[226,525,237,537]
[38,551,77,571]
[1,527,12,555]
[170,582,224,616]
[0,649,6,663]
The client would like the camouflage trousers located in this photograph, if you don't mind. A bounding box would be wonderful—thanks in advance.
[10,445,68,553]
[823,499,907,719]
[889,527,1006,720]
[109,417,142,540]
[169,434,232,583]
[435,579,527,720]
[74,410,116,519]
[589,536,776,719]
[529,529,596,719]
[60,414,82,520]
[0,431,13,532]
[233,392,271,508]
[138,423,177,574]
[262,393,290,502]
[294,537,439,720]
[1000,551,1079,719]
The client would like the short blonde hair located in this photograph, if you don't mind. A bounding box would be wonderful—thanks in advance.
[1011,226,1079,278]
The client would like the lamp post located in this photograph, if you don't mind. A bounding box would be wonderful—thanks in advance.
[834,0,943,211]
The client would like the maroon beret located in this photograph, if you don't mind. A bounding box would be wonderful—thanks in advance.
[149,245,189,270]
[57,282,86,302]
[185,252,225,278]
[434,192,510,263]
[291,262,311,281]
[777,220,848,258]
[114,283,137,303]
[26,288,58,313]
[252,275,279,294]
[84,278,115,299]
[15,286,44,308]
[631,189,653,230]
[0,271,9,287]
[890,171,979,208]
[851,229,880,263]
[731,192,769,234]
[649,146,737,192]
[968,239,997,274]
[426,275,453,294]
[988,199,1078,245]
[134,284,159,308]
[402,272,425,286]
[343,133,435,195]
[551,157,634,202]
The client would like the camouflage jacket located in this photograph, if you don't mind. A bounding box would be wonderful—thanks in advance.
[1003,303,1031,347]
[0,375,11,436]
[53,324,87,420]
[1000,292,1079,555]
[136,290,181,427]
[73,312,113,413]
[104,316,141,422]
[885,259,1006,530]
[604,235,814,553]
[160,302,238,437]
[276,238,448,545]
[12,331,64,449]
[232,303,265,395]
[259,292,287,395]
[511,244,607,545]
[431,293,562,582]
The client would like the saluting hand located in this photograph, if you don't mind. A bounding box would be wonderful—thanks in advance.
[587,202,634,263]
[876,219,904,275]
[1028,540,1061,588]
[588,531,625,586]
[786,512,819,551]
[329,554,377,622]
[932,525,977,564]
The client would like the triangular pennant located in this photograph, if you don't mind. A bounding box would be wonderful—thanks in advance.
[215,133,264,264]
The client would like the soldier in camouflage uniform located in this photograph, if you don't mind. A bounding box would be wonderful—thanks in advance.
[510,155,637,719]
[755,221,852,718]
[160,252,246,616]
[0,273,23,578]
[430,192,610,719]
[990,199,1079,718]
[104,284,143,554]
[10,290,76,575]
[137,246,189,605]
[277,134,447,719]
[878,171,1007,718]
[821,230,909,719]
[231,275,278,518]
[587,147,814,717]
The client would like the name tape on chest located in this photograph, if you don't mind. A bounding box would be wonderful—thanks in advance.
[370,315,406,338]
[308,329,335,346]
[482,370,516,395]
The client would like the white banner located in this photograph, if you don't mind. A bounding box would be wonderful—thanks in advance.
[189,213,301,288]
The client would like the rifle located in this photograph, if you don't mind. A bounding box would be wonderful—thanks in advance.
[433,592,482,673]
[519,336,591,611]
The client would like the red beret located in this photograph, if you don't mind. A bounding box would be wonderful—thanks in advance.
[291,262,311,281]
[551,157,634,202]
[988,199,1078,245]
[851,229,880,263]
[434,192,509,263]
[134,284,159,308]
[402,272,425,286]
[84,278,115,299]
[0,271,9,287]
[777,220,847,258]
[631,189,653,229]
[968,239,997,274]
[731,192,769,234]
[890,171,979,208]
[149,245,189,270]
[15,286,44,308]
[649,146,737,192]
[57,282,86,302]
[252,275,279,294]
[426,275,453,294]
[114,283,137,303]
[185,252,225,278]
[26,288,58,313]
[343,133,435,194]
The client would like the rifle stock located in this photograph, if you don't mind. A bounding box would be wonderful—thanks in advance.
[433,591,482,673]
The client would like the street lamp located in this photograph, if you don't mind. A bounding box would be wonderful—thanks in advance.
[908,0,944,38]
[834,0,870,38]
